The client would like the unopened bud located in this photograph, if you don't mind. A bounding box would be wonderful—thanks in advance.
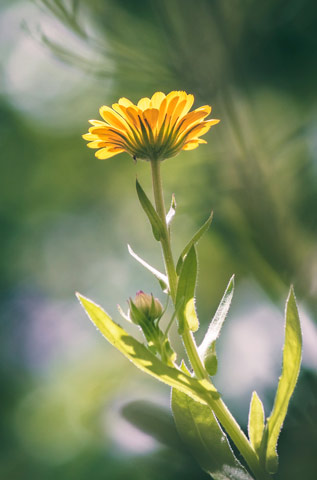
[129,291,163,325]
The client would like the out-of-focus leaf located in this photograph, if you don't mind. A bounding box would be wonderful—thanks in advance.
[127,244,169,290]
[198,275,234,373]
[175,246,198,333]
[166,193,176,227]
[76,293,218,404]
[264,287,302,474]
[176,211,213,275]
[136,179,164,241]
[172,388,254,480]
[248,391,265,455]
[121,400,184,450]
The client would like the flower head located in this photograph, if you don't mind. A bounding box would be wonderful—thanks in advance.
[83,91,220,161]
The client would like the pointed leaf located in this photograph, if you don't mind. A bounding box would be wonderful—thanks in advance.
[176,211,213,274]
[127,244,169,290]
[136,179,164,241]
[172,388,254,480]
[265,287,302,474]
[248,391,265,455]
[175,245,198,333]
[166,193,176,227]
[198,275,234,363]
[76,293,218,404]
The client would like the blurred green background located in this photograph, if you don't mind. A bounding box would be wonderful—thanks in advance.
[1,0,316,479]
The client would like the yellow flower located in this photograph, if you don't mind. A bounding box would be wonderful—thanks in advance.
[82,91,220,161]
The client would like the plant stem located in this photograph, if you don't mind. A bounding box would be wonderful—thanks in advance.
[149,158,272,480]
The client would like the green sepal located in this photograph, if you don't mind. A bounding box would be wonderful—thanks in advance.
[76,293,218,404]
[136,179,164,241]
[264,286,302,474]
[248,391,265,455]
[198,275,234,372]
[176,211,213,275]
[175,245,198,334]
[171,387,254,480]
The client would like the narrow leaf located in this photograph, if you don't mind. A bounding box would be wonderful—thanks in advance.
[136,179,164,241]
[172,388,254,480]
[198,275,234,361]
[76,293,218,404]
[265,287,302,474]
[166,193,176,227]
[176,211,213,275]
[127,244,169,290]
[248,391,265,455]
[175,245,198,333]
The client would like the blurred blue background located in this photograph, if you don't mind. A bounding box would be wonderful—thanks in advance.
[1,1,316,479]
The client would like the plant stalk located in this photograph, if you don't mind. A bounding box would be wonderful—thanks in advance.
[149,158,272,480]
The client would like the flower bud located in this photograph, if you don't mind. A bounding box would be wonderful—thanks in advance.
[129,291,163,325]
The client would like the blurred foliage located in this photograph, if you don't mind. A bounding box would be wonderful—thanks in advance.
[1,0,316,479]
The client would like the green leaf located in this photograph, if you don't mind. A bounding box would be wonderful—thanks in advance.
[264,286,302,474]
[166,193,176,227]
[248,391,265,455]
[175,245,198,333]
[121,400,184,451]
[176,211,213,275]
[136,179,164,241]
[172,388,254,480]
[76,293,218,404]
[127,244,169,290]
[198,275,234,373]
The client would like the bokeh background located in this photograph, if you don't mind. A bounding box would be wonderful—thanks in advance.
[1,1,316,479]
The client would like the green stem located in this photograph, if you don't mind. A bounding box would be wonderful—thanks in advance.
[149,158,272,480]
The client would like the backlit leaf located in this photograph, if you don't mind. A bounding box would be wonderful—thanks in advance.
[198,275,234,370]
[172,388,254,480]
[264,287,302,474]
[175,245,198,333]
[248,391,265,455]
[176,211,213,274]
[76,293,218,404]
[136,179,164,241]
[127,244,169,290]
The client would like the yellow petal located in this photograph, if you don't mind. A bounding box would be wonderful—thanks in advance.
[118,97,134,108]
[150,91,165,109]
[82,133,99,141]
[88,119,107,126]
[99,106,129,132]
[182,141,200,151]
[95,147,124,160]
[137,97,151,110]
[185,119,218,141]
[87,140,108,149]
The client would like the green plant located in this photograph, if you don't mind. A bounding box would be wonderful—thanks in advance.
[77,91,302,480]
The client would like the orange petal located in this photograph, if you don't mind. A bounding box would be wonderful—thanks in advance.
[142,108,159,130]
